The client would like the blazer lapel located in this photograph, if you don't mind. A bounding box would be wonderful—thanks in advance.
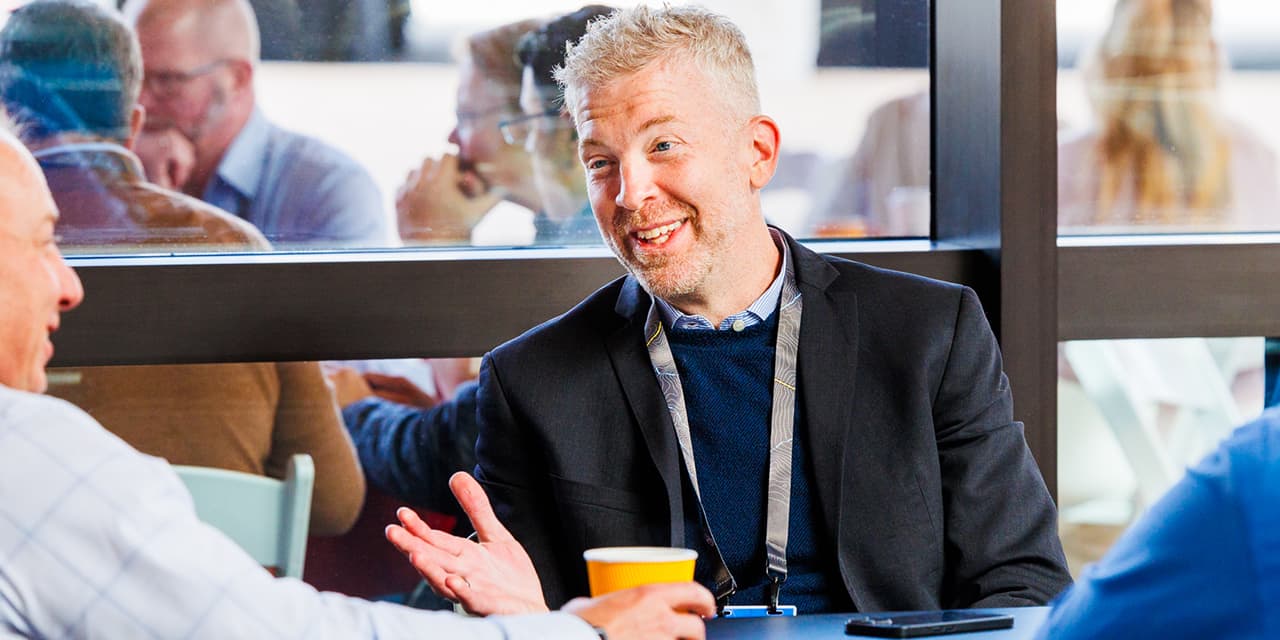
[788,233,863,609]
[605,277,685,545]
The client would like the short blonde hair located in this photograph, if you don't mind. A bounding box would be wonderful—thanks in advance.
[556,4,759,121]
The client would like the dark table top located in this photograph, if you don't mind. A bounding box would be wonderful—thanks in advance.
[707,607,1048,639]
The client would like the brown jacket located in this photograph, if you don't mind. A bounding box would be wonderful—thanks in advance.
[41,142,364,534]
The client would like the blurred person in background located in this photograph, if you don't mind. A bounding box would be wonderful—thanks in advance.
[122,0,394,247]
[334,6,615,519]
[396,18,543,245]
[506,4,614,244]
[1058,0,1279,232]
[806,88,929,238]
[0,0,365,537]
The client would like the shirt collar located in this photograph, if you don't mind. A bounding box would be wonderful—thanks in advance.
[657,227,791,331]
[213,106,269,200]
[31,141,146,178]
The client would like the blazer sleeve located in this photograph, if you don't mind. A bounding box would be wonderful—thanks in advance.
[933,288,1072,607]
[473,352,572,607]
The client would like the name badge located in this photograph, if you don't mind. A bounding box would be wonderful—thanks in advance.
[718,605,798,618]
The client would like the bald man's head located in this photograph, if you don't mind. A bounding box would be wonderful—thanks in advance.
[124,0,260,175]
[123,0,260,63]
[0,114,85,393]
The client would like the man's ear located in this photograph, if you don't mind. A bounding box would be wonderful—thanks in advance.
[227,58,254,94]
[123,104,145,150]
[747,115,780,190]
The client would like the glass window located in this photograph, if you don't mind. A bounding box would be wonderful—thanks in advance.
[1056,337,1263,573]
[1,0,930,257]
[1057,0,1280,235]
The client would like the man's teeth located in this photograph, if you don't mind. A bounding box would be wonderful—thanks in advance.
[635,220,683,243]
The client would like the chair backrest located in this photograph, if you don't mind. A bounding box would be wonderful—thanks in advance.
[173,453,314,578]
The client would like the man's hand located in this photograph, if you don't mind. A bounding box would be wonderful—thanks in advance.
[363,372,439,409]
[321,364,374,408]
[396,154,505,243]
[563,582,715,640]
[135,128,196,190]
[386,472,548,615]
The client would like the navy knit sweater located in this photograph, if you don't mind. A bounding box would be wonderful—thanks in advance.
[667,313,845,613]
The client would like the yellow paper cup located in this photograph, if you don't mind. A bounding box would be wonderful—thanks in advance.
[583,546,698,597]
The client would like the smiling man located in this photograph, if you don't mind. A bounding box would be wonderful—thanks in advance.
[404,4,1071,617]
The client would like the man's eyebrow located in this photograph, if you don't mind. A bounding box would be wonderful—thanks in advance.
[637,115,677,132]
[579,115,681,152]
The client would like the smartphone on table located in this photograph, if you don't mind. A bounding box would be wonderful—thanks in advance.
[845,610,1014,637]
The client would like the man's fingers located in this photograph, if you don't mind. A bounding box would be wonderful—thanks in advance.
[364,372,413,391]
[665,612,707,640]
[449,472,514,543]
[395,507,469,557]
[646,582,717,618]
[384,524,460,600]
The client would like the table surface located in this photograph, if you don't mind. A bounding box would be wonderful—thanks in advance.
[707,607,1048,639]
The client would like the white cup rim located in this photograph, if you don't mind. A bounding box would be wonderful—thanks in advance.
[582,546,698,563]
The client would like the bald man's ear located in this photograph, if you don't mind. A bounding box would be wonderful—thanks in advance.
[226,58,254,94]
[124,104,145,151]
[747,115,780,190]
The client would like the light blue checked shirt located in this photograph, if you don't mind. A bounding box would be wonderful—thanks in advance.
[0,385,594,639]
[203,108,395,249]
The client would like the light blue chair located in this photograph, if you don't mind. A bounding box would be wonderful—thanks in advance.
[173,453,314,578]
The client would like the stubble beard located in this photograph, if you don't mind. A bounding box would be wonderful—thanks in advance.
[607,201,731,303]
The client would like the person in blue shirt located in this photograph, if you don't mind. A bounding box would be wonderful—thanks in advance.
[1038,408,1280,639]
[121,0,394,248]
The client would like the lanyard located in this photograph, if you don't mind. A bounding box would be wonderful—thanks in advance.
[643,261,802,613]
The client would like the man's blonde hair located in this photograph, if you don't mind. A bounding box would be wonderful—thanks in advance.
[555,4,759,121]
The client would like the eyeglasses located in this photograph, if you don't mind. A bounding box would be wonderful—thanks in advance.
[498,108,569,146]
[142,59,231,96]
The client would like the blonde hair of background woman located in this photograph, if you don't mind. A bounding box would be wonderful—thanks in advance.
[1083,0,1230,224]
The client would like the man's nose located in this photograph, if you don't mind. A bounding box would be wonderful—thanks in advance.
[615,159,657,211]
[57,258,84,312]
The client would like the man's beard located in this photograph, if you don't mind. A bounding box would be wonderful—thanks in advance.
[605,201,723,302]
[146,84,229,145]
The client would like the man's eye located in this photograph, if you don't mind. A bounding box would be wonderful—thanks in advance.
[654,141,673,152]
[587,159,610,170]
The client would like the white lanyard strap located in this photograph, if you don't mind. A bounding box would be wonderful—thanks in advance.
[643,264,802,612]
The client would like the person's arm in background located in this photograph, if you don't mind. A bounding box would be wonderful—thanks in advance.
[342,382,480,519]
[269,361,366,535]
[1036,419,1274,640]
[933,287,1073,607]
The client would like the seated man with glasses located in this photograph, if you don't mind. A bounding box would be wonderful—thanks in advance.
[394,19,545,246]
[337,6,619,523]
[503,4,615,245]
[121,0,393,248]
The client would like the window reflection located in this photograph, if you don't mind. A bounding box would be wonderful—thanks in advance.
[0,0,932,254]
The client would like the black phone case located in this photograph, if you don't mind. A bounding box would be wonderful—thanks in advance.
[845,612,1014,637]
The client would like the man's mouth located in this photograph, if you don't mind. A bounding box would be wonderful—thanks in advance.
[632,220,684,246]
